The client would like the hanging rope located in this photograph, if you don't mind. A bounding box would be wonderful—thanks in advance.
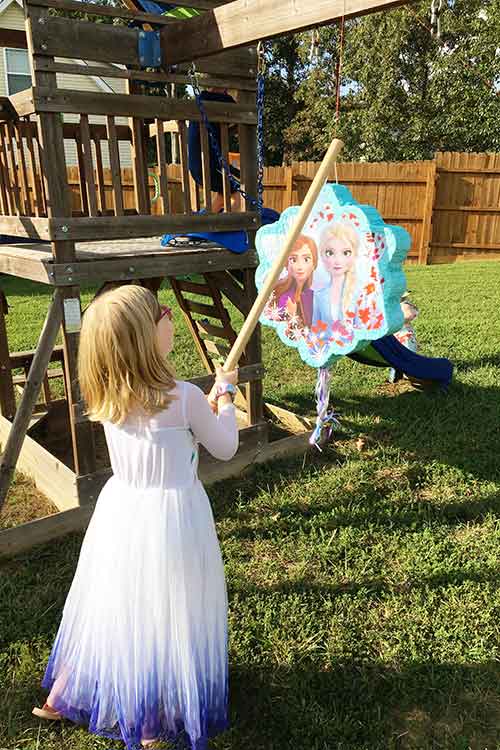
[310,15,347,449]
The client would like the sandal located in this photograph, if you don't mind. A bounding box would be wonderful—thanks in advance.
[32,703,62,721]
[141,740,161,748]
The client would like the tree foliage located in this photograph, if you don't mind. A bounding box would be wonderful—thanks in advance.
[263,0,500,163]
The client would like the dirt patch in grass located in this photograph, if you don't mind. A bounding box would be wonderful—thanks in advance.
[0,472,58,530]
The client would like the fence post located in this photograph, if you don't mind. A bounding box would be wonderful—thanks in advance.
[419,158,437,265]
[284,165,293,210]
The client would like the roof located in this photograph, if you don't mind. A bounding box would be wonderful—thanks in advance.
[0,0,22,16]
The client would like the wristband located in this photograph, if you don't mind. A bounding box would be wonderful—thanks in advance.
[215,383,237,400]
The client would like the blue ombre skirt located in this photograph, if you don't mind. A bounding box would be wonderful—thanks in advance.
[42,476,228,749]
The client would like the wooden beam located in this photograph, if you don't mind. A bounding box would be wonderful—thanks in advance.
[0,289,63,511]
[0,216,50,240]
[0,244,259,287]
[161,0,411,64]
[46,210,259,242]
[0,414,78,511]
[27,88,257,124]
[35,60,256,91]
[30,15,140,66]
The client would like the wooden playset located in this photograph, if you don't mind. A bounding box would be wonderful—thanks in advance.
[0,0,410,556]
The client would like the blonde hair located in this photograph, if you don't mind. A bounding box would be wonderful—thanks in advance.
[78,285,176,424]
[320,222,360,316]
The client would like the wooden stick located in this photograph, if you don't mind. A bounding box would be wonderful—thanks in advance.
[0,288,63,511]
[224,138,344,371]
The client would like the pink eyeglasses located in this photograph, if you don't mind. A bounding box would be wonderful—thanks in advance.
[157,305,173,323]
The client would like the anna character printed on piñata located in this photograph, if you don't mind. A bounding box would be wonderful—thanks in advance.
[267,234,318,336]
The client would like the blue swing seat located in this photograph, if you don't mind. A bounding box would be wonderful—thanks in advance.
[161,208,280,255]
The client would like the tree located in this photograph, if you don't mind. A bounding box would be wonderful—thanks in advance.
[262,36,310,164]
[262,1,500,162]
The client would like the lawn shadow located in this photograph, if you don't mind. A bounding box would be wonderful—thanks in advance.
[277,379,500,484]
[228,563,500,601]
[228,659,500,750]
[453,352,500,373]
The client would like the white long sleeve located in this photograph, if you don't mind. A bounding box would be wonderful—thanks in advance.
[184,382,239,461]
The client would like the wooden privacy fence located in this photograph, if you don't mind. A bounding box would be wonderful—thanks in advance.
[432,152,500,264]
[262,152,500,265]
[65,151,500,265]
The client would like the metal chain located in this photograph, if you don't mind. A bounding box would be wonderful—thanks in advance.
[189,54,265,213]
[256,45,266,211]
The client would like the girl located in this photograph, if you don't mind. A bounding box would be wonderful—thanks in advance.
[32,285,239,750]
[313,222,359,327]
[271,234,318,330]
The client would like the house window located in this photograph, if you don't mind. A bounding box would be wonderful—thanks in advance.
[5,48,31,95]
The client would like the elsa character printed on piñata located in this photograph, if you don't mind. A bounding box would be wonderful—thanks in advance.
[313,222,359,327]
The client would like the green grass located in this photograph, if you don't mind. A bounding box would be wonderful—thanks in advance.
[1,262,500,750]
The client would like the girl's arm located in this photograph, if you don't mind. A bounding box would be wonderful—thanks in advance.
[185,382,239,461]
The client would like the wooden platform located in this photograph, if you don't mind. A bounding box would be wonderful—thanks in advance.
[0,239,258,286]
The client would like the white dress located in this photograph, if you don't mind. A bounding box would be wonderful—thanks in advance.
[42,381,238,750]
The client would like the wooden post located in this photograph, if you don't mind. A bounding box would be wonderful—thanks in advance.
[237,89,264,425]
[178,120,193,214]
[154,118,170,214]
[25,120,44,217]
[0,291,16,421]
[106,116,124,216]
[0,289,63,511]
[126,79,151,215]
[24,2,96,482]
[419,159,437,265]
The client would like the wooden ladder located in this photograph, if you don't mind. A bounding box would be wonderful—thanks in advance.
[169,270,249,369]
[169,270,252,417]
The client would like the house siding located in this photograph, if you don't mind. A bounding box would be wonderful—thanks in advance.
[0,1,132,168]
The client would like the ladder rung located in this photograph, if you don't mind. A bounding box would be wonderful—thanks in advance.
[13,367,65,385]
[204,339,230,358]
[175,280,213,297]
[196,319,233,340]
[185,300,223,318]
